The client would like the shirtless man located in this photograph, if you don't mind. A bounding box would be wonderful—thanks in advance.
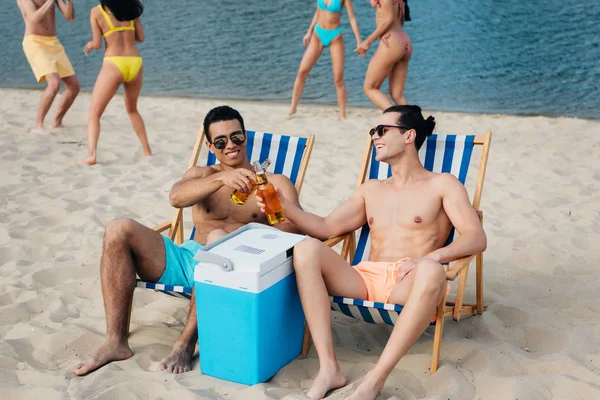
[257,105,487,399]
[73,106,302,376]
[356,0,412,109]
[17,0,80,132]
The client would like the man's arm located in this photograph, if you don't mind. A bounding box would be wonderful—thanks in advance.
[17,0,54,23]
[55,0,74,22]
[428,174,487,264]
[169,166,255,209]
[264,182,370,241]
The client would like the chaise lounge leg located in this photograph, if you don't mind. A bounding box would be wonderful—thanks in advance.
[301,322,312,357]
[430,285,448,374]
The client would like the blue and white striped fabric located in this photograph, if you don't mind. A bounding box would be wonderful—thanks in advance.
[330,134,477,326]
[136,130,310,300]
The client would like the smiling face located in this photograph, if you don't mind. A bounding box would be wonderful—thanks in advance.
[206,119,248,168]
[371,111,416,163]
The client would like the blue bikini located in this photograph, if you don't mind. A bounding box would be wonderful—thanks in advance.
[315,0,343,47]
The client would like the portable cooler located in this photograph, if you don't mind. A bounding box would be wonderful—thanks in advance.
[193,223,306,385]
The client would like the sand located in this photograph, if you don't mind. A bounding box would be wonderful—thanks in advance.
[0,87,599,399]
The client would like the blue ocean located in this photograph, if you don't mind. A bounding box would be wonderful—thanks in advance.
[1,0,599,118]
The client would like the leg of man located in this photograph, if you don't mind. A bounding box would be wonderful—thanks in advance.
[156,229,228,374]
[73,218,167,376]
[34,73,61,131]
[293,238,369,399]
[53,74,80,128]
[347,258,447,400]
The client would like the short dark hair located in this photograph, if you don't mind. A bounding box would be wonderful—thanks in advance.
[203,106,245,143]
[100,0,144,21]
[383,105,435,150]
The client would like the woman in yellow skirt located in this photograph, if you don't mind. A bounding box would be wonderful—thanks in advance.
[79,0,151,165]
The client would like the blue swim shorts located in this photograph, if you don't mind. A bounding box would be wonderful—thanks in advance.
[157,237,203,288]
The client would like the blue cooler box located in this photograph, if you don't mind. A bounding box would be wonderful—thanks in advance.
[194,223,306,385]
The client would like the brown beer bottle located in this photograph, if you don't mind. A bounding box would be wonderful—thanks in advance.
[230,159,271,205]
[255,165,285,225]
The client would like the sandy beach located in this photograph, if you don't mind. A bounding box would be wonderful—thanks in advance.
[1,87,599,399]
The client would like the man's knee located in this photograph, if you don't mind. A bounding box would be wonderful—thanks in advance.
[292,237,322,272]
[66,79,81,95]
[104,218,139,244]
[46,77,61,95]
[206,229,227,244]
[413,259,446,294]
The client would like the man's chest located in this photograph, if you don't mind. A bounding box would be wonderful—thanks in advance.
[364,185,444,229]
[202,189,265,222]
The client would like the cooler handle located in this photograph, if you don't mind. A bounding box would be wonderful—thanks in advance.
[194,251,234,272]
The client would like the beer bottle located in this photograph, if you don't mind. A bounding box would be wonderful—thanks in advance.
[255,163,285,225]
[230,159,271,205]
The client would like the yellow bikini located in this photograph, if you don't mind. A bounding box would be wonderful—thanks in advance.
[98,5,142,83]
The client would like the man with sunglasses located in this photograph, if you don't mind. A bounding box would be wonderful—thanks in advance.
[74,105,302,376]
[257,105,486,399]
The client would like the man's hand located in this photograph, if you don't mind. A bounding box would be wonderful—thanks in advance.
[423,251,442,263]
[256,187,287,214]
[216,169,256,194]
[396,258,417,281]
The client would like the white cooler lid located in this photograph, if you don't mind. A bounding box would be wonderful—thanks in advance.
[193,223,306,292]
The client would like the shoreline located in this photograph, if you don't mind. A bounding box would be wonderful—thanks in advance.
[1,86,597,122]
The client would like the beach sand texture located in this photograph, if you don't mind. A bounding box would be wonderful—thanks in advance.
[1,88,599,399]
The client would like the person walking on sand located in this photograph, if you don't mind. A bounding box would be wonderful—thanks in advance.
[17,0,81,133]
[78,0,151,166]
[288,0,362,120]
[356,0,412,110]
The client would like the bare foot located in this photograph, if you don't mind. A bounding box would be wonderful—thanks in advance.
[155,344,194,374]
[53,120,64,128]
[286,107,297,118]
[73,340,133,376]
[31,127,49,135]
[144,149,153,156]
[345,373,383,400]
[76,156,97,165]
[306,364,347,399]
[339,113,347,121]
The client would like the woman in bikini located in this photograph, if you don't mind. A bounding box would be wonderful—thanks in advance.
[356,0,412,110]
[79,0,151,165]
[288,0,361,120]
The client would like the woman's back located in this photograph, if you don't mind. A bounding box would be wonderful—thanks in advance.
[95,5,143,57]
[375,0,404,33]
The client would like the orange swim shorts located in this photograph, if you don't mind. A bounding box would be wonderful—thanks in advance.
[354,258,450,304]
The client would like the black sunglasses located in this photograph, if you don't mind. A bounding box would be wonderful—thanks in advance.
[369,124,409,138]
[212,131,246,150]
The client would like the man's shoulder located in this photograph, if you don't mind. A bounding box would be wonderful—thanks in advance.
[432,173,466,196]
[267,173,294,185]
[433,172,461,186]
[183,165,220,179]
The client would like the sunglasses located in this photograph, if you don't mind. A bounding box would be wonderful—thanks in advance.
[212,131,246,150]
[368,124,409,138]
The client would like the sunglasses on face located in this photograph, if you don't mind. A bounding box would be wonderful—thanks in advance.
[212,131,246,150]
[368,124,409,138]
